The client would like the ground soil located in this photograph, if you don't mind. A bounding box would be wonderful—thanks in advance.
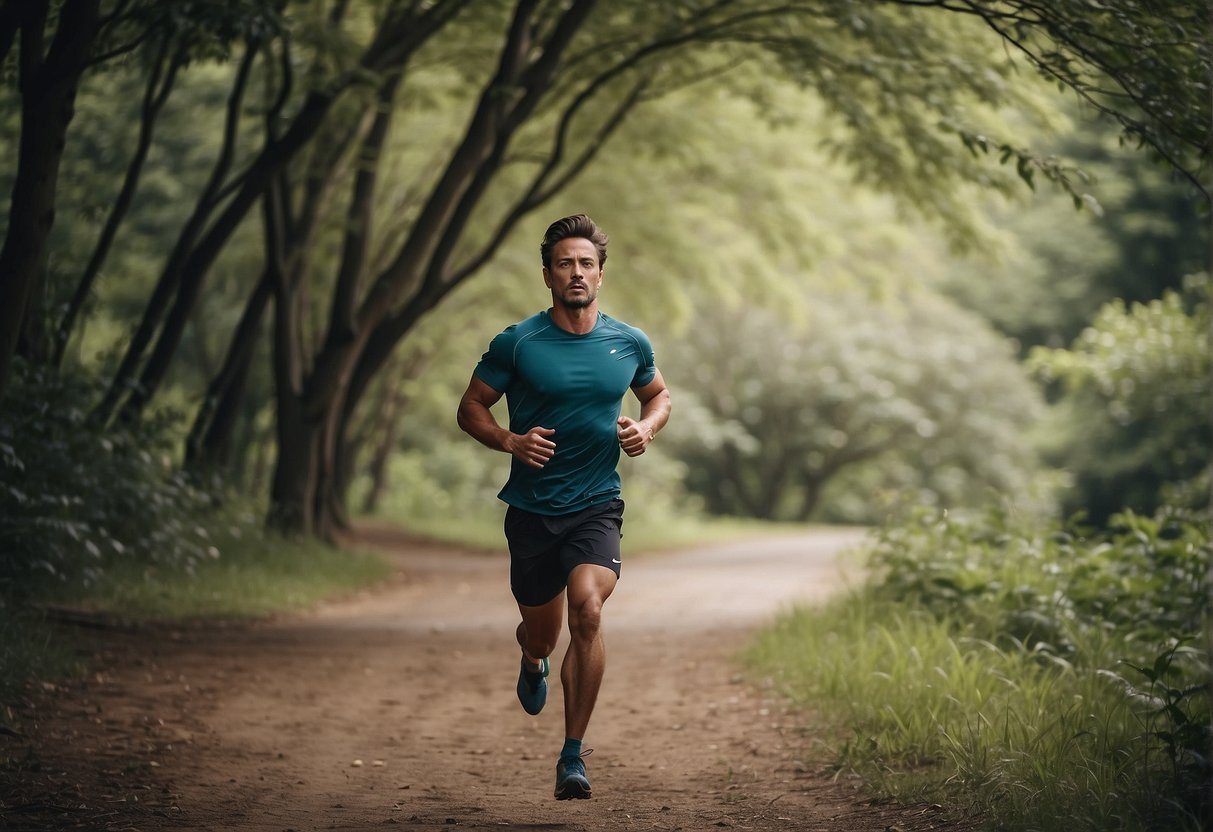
[2,524,980,831]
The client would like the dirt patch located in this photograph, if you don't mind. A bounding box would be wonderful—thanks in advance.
[2,525,980,831]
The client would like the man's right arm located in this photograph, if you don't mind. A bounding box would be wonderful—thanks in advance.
[457,374,556,469]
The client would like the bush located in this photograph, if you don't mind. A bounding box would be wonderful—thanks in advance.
[0,364,254,596]
[868,506,1208,653]
[1028,276,1210,524]
[750,505,1211,831]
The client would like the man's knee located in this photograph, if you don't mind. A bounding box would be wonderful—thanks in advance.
[526,631,560,658]
[568,596,604,641]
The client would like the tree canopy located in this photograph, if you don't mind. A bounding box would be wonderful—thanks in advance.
[0,0,1207,539]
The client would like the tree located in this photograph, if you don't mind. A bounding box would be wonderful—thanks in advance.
[0,0,103,398]
[0,0,285,400]
[664,289,1044,522]
[934,110,1209,352]
[895,0,1210,200]
[259,0,1076,536]
[1028,277,1210,525]
[6,0,1207,541]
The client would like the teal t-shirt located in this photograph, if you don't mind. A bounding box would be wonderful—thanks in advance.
[474,310,658,515]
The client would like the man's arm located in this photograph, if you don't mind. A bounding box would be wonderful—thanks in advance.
[617,368,671,458]
[457,374,556,469]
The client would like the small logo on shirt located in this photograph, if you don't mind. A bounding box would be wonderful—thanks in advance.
[609,348,618,354]
[611,558,622,564]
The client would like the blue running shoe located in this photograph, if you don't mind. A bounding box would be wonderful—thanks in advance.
[516,654,549,715]
[554,752,592,800]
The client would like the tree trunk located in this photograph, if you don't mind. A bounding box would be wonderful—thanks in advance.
[314,408,350,540]
[265,176,318,534]
[360,366,412,515]
[185,270,273,470]
[101,1,470,425]
[269,401,321,534]
[0,0,100,399]
[796,478,825,523]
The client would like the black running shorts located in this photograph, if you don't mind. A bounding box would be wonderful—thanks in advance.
[504,498,624,607]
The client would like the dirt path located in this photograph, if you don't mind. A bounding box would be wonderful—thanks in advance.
[3,526,972,831]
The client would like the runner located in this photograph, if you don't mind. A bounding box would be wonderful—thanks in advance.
[456,213,671,800]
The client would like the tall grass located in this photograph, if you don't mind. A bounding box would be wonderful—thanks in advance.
[748,506,1210,831]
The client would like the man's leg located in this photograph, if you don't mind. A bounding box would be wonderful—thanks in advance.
[553,563,617,799]
[517,592,564,670]
[561,564,617,739]
[515,592,564,715]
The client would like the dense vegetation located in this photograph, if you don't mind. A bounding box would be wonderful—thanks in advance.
[0,1,1208,827]
[750,506,1210,831]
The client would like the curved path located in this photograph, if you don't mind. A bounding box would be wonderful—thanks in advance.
[3,526,971,831]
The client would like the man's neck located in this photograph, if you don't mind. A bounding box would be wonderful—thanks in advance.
[549,303,598,335]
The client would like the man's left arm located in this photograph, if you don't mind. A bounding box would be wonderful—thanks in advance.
[617,369,671,458]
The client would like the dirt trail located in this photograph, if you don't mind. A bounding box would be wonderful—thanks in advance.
[3,526,972,831]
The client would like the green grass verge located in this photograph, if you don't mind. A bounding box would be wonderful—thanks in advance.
[747,577,1208,830]
[1,535,392,720]
[50,534,392,620]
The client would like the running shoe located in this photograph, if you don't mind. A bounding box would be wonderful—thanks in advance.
[554,752,592,800]
[516,653,549,715]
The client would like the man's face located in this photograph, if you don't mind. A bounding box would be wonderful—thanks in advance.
[543,237,603,310]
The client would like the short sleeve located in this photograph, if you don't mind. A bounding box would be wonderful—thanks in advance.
[473,326,518,393]
[630,328,657,388]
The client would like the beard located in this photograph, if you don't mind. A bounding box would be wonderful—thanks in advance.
[556,286,597,309]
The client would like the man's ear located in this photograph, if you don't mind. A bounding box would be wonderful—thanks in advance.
[542,267,552,288]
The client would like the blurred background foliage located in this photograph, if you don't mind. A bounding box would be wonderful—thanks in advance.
[0,0,1207,577]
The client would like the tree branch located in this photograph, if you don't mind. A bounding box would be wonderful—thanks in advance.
[55,39,184,366]
[95,39,259,425]
[323,71,403,353]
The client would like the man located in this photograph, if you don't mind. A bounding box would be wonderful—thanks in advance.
[456,214,671,800]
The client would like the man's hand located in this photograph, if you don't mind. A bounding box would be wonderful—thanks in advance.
[616,416,654,457]
[507,426,556,468]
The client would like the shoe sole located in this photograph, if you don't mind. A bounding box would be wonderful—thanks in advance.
[554,780,591,800]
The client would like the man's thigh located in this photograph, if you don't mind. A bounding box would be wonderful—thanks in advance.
[556,499,624,581]
[505,506,566,606]
[506,499,625,605]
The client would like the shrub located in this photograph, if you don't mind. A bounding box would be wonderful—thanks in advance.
[0,364,252,596]
[752,505,1211,831]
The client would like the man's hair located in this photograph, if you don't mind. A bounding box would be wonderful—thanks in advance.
[540,214,609,269]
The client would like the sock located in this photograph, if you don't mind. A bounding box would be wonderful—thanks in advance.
[561,737,582,759]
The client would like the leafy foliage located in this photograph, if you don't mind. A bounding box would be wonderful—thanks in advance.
[1027,276,1210,524]
[752,503,1211,831]
[664,289,1045,522]
[0,362,253,594]
[934,111,1209,352]
[869,506,1209,657]
[914,0,1211,194]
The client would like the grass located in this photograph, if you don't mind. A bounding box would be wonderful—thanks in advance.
[47,533,393,620]
[0,532,392,721]
[747,588,1208,832]
[0,603,81,717]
